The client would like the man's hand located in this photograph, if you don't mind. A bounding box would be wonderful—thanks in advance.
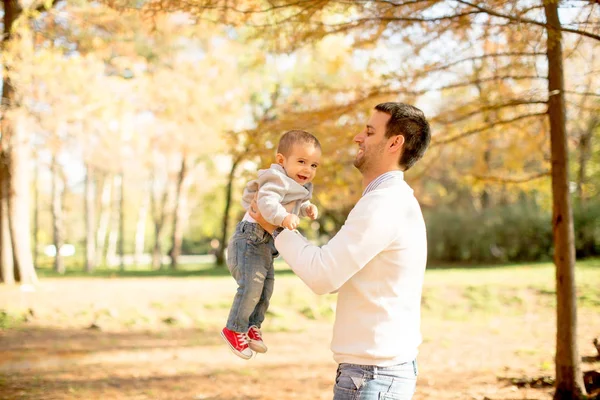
[282,214,300,230]
[305,204,318,220]
[248,197,278,234]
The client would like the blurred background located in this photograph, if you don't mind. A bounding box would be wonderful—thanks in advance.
[0,1,599,399]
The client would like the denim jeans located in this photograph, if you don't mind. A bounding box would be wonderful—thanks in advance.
[225,221,278,333]
[333,361,418,400]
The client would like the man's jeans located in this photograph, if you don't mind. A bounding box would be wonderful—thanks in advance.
[225,221,278,333]
[333,361,418,400]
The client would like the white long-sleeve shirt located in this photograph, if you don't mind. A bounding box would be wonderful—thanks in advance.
[275,171,427,366]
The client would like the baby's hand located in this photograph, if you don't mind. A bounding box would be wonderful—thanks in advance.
[282,214,300,230]
[306,204,318,220]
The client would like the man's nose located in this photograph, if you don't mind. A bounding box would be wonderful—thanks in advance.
[353,132,364,143]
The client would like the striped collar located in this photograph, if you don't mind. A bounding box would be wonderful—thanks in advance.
[362,170,404,196]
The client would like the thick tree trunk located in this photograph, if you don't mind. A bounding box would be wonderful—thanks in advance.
[51,156,64,274]
[134,195,149,266]
[0,157,14,284]
[84,164,96,273]
[96,174,112,266]
[7,122,37,284]
[2,0,36,285]
[168,156,188,269]
[544,3,586,399]
[216,157,239,266]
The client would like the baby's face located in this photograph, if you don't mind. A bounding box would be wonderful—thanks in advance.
[278,143,321,185]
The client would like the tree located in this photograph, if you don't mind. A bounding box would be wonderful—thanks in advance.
[168,155,188,269]
[0,0,66,285]
[119,1,598,397]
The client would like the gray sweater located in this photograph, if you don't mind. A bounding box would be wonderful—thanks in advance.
[242,164,314,226]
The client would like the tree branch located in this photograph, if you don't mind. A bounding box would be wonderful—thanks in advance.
[431,112,547,146]
[456,0,600,41]
[470,170,550,183]
[413,52,544,78]
[564,90,600,97]
[433,100,548,125]
[34,0,64,13]
[393,75,547,96]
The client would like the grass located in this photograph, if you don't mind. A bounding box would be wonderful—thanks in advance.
[33,257,600,280]
[34,259,295,278]
[4,258,599,331]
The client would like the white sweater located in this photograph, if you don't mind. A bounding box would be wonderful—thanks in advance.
[275,171,427,366]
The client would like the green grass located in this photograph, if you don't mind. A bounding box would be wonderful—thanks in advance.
[5,258,598,331]
[34,259,296,278]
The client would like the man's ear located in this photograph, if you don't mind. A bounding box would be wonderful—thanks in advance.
[276,153,285,165]
[389,135,405,153]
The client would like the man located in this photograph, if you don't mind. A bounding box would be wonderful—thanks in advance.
[249,102,431,400]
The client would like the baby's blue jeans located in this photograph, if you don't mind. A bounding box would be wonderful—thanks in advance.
[225,221,278,333]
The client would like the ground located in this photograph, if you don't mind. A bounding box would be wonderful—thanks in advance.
[1,262,599,400]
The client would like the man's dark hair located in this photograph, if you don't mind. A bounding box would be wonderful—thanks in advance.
[277,130,321,156]
[375,102,431,171]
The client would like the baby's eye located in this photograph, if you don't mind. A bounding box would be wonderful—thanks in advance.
[311,164,318,169]
[298,160,305,164]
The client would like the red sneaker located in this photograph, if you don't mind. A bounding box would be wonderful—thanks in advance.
[247,325,268,353]
[221,327,253,359]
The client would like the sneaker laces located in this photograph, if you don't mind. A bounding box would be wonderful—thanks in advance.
[250,327,262,340]
[237,332,249,346]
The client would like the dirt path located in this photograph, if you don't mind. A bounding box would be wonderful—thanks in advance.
[1,276,599,399]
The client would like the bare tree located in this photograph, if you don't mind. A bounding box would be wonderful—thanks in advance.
[95,173,112,266]
[168,155,188,269]
[150,172,170,270]
[51,155,64,274]
[84,164,96,273]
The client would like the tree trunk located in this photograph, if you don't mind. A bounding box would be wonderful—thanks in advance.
[216,157,240,266]
[151,174,169,270]
[84,164,96,273]
[544,3,586,399]
[119,172,125,270]
[106,175,120,267]
[0,157,14,284]
[51,156,64,274]
[33,155,39,269]
[2,0,36,285]
[575,116,597,202]
[7,121,37,285]
[96,173,112,266]
[134,194,149,266]
[152,222,163,270]
[168,156,188,269]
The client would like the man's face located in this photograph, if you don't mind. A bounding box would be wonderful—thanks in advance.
[353,110,390,172]
[278,143,321,185]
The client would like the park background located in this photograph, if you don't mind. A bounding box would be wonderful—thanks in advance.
[0,0,599,399]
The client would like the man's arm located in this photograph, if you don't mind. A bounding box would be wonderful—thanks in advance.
[274,193,399,295]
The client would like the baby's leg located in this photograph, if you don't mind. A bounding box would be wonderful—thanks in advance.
[249,253,275,328]
[226,237,272,333]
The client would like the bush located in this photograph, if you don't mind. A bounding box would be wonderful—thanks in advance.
[425,199,600,265]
